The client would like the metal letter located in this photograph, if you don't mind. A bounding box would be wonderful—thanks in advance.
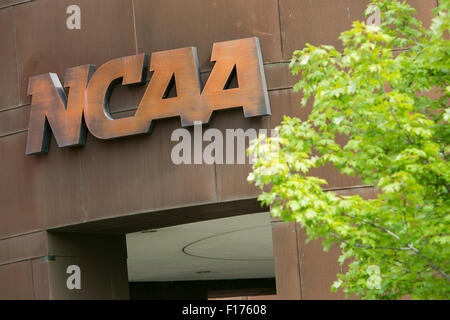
[85,54,149,139]
[26,65,94,155]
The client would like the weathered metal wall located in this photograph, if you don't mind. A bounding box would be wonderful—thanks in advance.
[0,0,439,299]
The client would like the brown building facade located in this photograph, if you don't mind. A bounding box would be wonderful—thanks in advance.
[0,0,438,300]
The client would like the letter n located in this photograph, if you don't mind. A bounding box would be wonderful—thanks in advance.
[26,65,94,155]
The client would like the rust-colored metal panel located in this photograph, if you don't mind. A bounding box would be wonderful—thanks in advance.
[0,232,129,299]
[211,108,270,202]
[0,8,20,110]
[405,0,437,28]
[0,133,83,238]
[79,118,217,221]
[279,0,437,60]
[44,233,129,300]
[264,62,298,91]
[0,260,34,299]
[0,135,43,238]
[271,221,350,300]
[296,224,347,300]
[271,221,302,300]
[134,0,282,71]
[14,0,136,105]
[31,258,51,300]
[279,0,370,59]
[0,105,29,137]
[0,0,32,9]
[268,89,311,128]
[0,232,47,266]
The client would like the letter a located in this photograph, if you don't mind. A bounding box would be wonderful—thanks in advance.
[66,265,81,290]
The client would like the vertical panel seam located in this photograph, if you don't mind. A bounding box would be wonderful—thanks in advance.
[294,224,303,300]
[213,163,219,202]
[0,0,33,10]
[131,0,139,54]
[79,150,87,222]
[12,6,21,106]
[276,0,285,60]
[29,260,35,299]
[109,258,115,299]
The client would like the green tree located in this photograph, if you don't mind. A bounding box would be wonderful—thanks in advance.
[248,0,449,299]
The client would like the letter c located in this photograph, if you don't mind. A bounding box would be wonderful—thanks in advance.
[85,54,150,139]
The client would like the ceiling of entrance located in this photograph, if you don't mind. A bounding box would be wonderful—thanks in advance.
[126,212,274,282]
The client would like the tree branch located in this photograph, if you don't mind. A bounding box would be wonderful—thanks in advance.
[360,218,450,282]
[406,244,450,282]
[377,75,415,144]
